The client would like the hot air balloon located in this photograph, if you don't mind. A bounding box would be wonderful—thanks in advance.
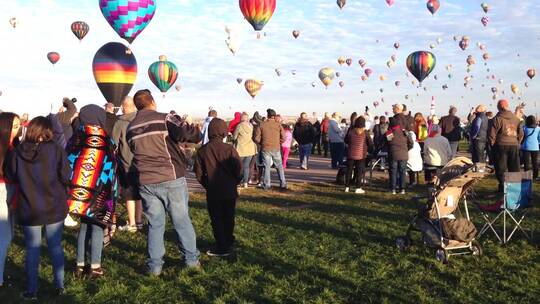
[386,0,395,6]
[361,76,368,81]
[318,68,335,88]
[275,68,282,76]
[379,75,386,81]
[481,16,489,27]
[511,84,519,94]
[426,0,440,15]
[346,58,353,66]
[291,70,297,76]
[71,21,89,41]
[436,37,443,44]
[467,55,476,66]
[459,39,469,51]
[373,101,380,108]
[311,82,316,88]
[9,17,18,28]
[442,84,448,90]
[429,43,436,49]
[292,30,300,39]
[524,82,529,88]
[237,78,243,84]
[482,53,490,61]
[359,59,367,68]
[244,79,263,98]
[239,0,276,34]
[92,42,137,107]
[336,72,341,78]
[338,56,346,66]
[394,42,400,49]
[337,0,346,10]
[395,81,400,87]
[364,68,373,77]
[99,0,156,44]
[175,84,182,92]
[491,87,498,93]
[391,54,397,62]
[406,51,436,84]
[387,61,394,68]
[148,55,178,94]
[47,52,60,65]
[527,69,536,79]
[481,3,489,13]
[339,81,345,88]
[225,25,242,55]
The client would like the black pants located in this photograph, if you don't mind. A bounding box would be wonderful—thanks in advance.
[523,150,539,179]
[312,135,321,155]
[322,135,329,157]
[207,198,237,251]
[494,145,521,192]
[471,139,487,164]
[345,159,366,188]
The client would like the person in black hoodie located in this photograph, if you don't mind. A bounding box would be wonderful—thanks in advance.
[293,112,316,170]
[6,116,69,300]
[194,118,242,257]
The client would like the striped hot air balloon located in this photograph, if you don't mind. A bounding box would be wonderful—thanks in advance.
[239,0,276,32]
[71,21,89,41]
[92,42,137,107]
[148,55,179,93]
[47,52,60,65]
[244,79,263,98]
[406,51,436,84]
[99,0,156,44]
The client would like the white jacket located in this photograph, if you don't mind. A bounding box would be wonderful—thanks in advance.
[407,133,423,172]
[424,134,452,166]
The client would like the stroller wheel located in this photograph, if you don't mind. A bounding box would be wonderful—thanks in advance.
[471,240,483,256]
[435,249,448,264]
[395,237,411,251]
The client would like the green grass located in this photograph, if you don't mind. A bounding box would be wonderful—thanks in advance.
[1,178,539,303]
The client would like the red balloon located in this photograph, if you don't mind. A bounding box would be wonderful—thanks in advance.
[47,52,60,65]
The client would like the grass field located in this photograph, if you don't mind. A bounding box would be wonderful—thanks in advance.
[1,177,539,303]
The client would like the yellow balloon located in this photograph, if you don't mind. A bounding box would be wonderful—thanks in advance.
[244,79,263,98]
[318,68,335,88]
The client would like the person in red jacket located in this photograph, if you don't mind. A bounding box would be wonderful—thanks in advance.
[320,112,330,157]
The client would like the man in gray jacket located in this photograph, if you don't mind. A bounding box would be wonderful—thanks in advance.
[127,90,201,274]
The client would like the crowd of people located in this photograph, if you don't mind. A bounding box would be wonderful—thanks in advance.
[0,91,538,300]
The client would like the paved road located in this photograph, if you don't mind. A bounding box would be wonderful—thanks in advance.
[187,154,338,192]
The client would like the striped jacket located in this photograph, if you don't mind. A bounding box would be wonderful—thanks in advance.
[127,110,200,186]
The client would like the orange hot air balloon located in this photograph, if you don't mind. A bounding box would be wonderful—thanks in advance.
[338,56,346,66]
[244,79,263,98]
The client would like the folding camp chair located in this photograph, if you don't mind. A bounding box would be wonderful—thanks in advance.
[476,171,533,244]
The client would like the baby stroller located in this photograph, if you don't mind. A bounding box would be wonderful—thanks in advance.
[395,157,487,263]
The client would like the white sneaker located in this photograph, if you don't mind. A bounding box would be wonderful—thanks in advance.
[392,190,397,195]
[64,214,78,227]
[344,187,350,193]
[400,190,406,195]
[243,183,248,189]
[355,188,365,194]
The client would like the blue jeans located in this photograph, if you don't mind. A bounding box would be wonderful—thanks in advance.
[330,142,345,168]
[0,185,14,285]
[77,223,104,267]
[391,160,407,190]
[299,144,313,169]
[240,156,253,184]
[139,177,199,273]
[262,150,287,189]
[22,221,65,293]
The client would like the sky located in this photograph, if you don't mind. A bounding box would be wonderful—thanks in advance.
[0,0,539,119]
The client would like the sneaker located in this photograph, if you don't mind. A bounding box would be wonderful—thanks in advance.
[89,267,105,280]
[400,189,406,195]
[243,183,248,189]
[55,288,65,297]
[392,190,397,195]
[354,188,365,194]
[118,224,138,233]
[344,187,350,193]
[74,265,87,279]
[21,291,38,301]
[186,262,203,271]
[206,248,232,257]
[64,214,78,227]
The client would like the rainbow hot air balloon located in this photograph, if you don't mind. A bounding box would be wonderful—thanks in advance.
[47,52,60,65]
[71,21,89,41]
[92,42,137,107]
[99,0,156,44]
[406,51,436,84]
[239,0,276,33]
[244,79,263,98]
[148,55,178,94]
[426,0,440,15]
[318,68,335,88]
